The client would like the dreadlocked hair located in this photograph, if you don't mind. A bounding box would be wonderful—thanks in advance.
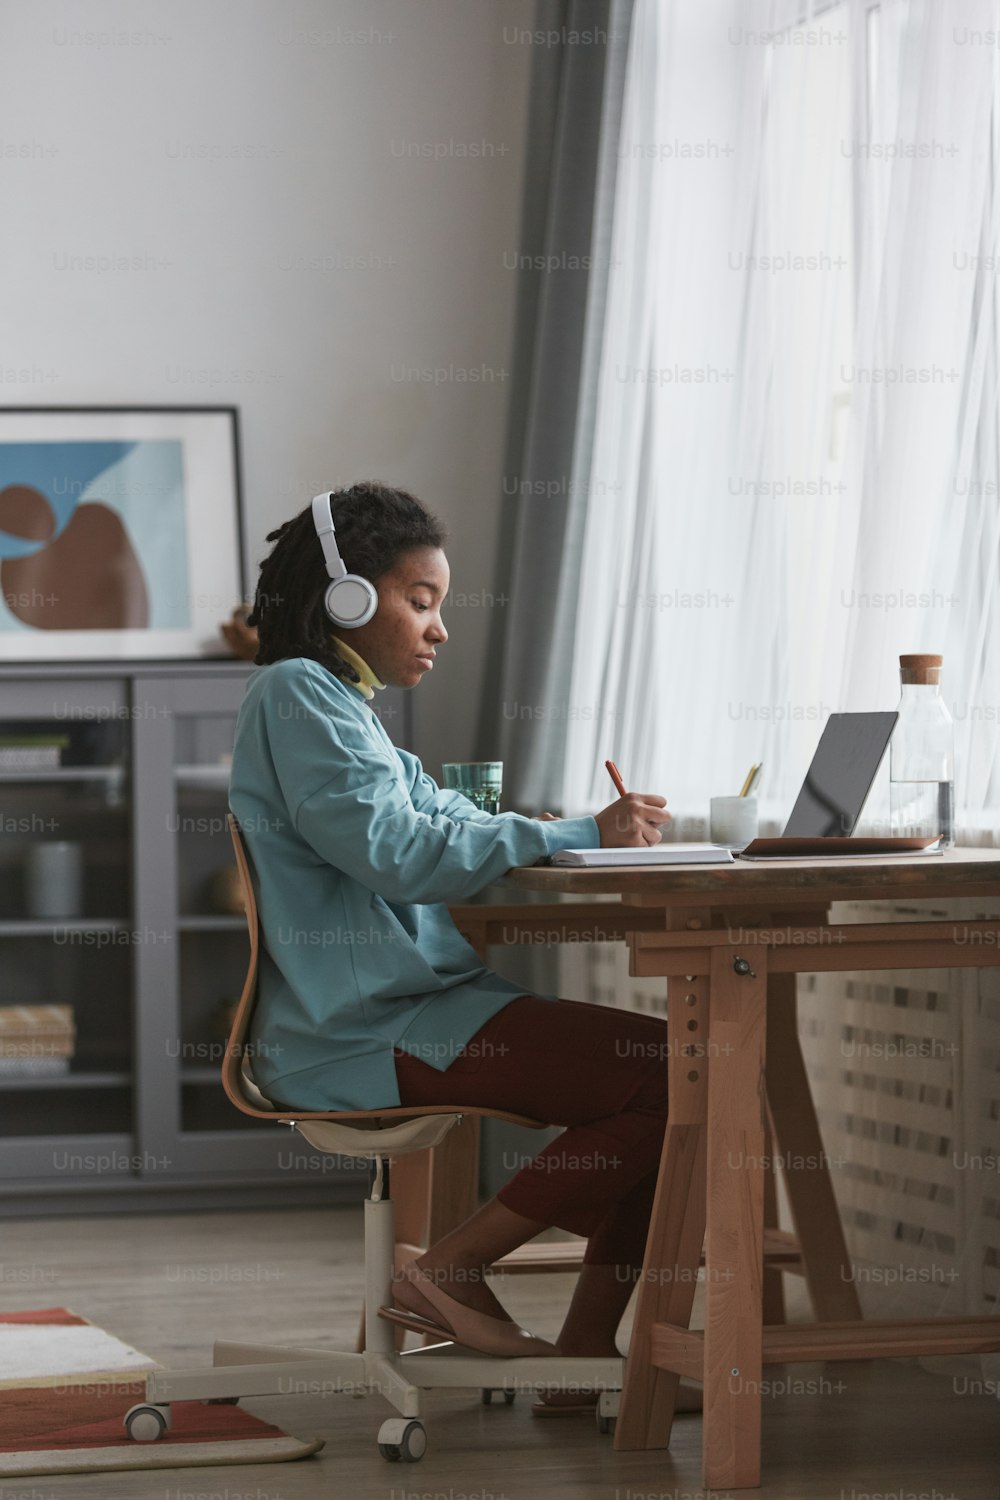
[247,480,448,680]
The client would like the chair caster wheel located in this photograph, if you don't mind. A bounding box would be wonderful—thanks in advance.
[377,1418,426,1462]
[481,1388,516,1405]
[597,1414,614,1434]
[123,1403,172,1442]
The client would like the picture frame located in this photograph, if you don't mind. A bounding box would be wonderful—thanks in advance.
[0,406,244,662]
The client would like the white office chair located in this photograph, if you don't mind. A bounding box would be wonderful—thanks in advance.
[123,815,622,1463]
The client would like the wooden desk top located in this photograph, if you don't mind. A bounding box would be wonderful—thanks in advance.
[506,846,1000,906]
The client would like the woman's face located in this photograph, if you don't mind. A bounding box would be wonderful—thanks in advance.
[346,546,450,689]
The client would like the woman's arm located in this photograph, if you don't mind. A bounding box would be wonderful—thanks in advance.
[396,749,560,822]
[394,746,497,824]
[261,663,597,904]
[395,747,561,823]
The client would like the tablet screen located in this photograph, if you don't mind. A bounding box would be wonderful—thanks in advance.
[783,711,898,837]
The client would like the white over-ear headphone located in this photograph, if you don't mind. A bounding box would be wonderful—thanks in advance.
[311,491,378,629]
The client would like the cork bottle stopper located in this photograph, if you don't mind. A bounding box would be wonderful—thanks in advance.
[899,653,943,685]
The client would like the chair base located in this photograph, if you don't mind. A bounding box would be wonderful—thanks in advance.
[126,1187,625,1462]
[133,1338,624,1460]
[147,1338,624,1410]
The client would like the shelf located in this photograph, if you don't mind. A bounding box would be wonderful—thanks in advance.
[178,915,245,932]
[181,1066,225,1085]
[175,765,231,788]
[0,919,130,935]
[0,1070,131,1091]
[0,766,126,784]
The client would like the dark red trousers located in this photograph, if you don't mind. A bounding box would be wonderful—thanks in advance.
[393,995,670,1270]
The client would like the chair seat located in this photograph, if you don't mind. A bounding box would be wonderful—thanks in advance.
[239,1064,463,1156]
[295,1113,462,1157]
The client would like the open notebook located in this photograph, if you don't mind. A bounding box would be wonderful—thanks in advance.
[548,842,734,867]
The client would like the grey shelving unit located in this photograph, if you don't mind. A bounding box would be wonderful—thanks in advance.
[0,660,410,1216]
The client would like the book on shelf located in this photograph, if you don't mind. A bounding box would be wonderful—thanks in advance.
[0,1056,71,1077]
[0,734,70,771]
[0,1004,76,1061]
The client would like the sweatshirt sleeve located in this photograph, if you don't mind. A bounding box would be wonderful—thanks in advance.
[261,662,599,904]
[395,745,498,824]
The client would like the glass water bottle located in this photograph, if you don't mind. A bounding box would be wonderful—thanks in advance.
[889,654,955,846]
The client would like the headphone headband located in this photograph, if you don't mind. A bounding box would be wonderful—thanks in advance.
[311,492,347,583]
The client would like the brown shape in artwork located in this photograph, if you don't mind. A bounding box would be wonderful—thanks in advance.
[0,484,58,543]
[1,499,149,630]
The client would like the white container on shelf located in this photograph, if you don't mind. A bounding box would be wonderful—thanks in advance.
[25,841,84,919]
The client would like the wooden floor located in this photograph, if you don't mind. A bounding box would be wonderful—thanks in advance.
[2,1204,998,1499]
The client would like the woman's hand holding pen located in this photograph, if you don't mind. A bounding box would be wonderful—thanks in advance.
[594,792,670,847]
[597,758,670,847]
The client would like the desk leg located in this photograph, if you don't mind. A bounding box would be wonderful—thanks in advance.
[413,926,487,1246]
[616,960,709,1452]
[614,1123,707,1449]
[387,1114,482,1247]
[702,944,767,1490]
[762,1106,786,1325]
[766,973,862,1322]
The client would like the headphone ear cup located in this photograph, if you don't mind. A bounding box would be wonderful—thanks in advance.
[324,575,378,628]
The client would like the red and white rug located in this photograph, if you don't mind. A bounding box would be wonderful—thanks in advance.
[0,1308,324,1476]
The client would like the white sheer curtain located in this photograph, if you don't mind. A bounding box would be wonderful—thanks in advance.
[547,0,1000,843]
[837,0,1000,841]
[548,0,1000,1360]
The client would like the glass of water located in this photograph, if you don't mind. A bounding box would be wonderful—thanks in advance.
[441,761,503,814]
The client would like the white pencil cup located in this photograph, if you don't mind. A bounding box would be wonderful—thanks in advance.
[709,796,758,849]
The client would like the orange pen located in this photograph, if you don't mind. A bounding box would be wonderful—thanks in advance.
[605,759,627,798]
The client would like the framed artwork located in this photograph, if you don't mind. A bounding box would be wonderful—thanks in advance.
[0,406,244,661]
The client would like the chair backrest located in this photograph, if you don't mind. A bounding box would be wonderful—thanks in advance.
[222,813,282,1119]
[222,814,547,1129]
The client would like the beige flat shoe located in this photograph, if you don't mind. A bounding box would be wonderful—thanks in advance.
[376,1303,455,1342]
[382,1261,557,1358]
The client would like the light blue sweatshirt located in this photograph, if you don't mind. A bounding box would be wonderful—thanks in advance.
[228,655,600,1110]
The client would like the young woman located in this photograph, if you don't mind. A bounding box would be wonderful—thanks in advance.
[229,480,679,1412]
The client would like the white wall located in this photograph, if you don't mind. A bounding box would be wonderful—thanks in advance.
[1,0,536,773]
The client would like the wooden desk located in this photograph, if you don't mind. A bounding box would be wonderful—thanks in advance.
[505,848,1000,1489]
